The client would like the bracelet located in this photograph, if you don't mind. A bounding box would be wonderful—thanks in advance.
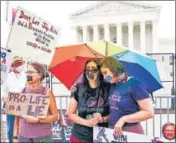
[13,136,18,139]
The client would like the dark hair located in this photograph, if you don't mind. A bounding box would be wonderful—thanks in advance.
[99,57,124,76]
[29,62,49,81]
[81,59,104,97]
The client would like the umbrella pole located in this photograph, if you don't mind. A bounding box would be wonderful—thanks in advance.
[105,41,107,56]
[151,92,155,104]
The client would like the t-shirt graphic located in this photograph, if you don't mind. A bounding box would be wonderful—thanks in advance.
[109,91,121,110]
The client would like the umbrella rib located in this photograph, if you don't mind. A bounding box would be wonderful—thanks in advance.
[70,70,83,88]
[115,50,130,58]
[85,43,102,58]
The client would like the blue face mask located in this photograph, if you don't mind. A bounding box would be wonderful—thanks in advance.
[104,76,112,83]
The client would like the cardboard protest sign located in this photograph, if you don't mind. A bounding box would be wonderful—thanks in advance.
[52,109,73,142]
[0,48,13,85]
[93,126,175,143]
[4,92,50,118]
[52,123,73,142]
[6,6,59,65]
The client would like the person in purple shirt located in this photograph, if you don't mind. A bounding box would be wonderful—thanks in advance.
[13,62,58,142]
[99,57,154,136]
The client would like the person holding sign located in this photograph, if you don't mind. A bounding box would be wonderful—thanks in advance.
[68,60,110,142]
[1,56,26,143]
[13,62,58,143]
[99,57,154,136]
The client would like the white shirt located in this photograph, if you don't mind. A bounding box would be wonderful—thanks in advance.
[1,71,26,98]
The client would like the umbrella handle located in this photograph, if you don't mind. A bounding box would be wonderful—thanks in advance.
[151,93,155,104]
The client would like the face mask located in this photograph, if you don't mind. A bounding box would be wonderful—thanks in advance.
[27,76,33,81]
[104,76,112,83]
[86,71,95,80]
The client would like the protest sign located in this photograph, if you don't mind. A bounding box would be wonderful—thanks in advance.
[6,6,59,65]
[1,117,72,142]
[52,124,72,143]
[52,109,73,142]
[93,126,175,143]
[4,92,50,118]
[0,48,13,85]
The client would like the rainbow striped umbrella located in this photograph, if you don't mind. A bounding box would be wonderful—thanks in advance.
[87,40,163,93]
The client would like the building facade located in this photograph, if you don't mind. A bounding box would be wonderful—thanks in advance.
[69,1,162,54]
[68,1,175,109]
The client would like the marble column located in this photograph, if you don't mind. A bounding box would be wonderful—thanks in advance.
[71,26,78,44]
[93,25,99,41]
[104,24,110,41]
[128,22,134,50]
[140,21,146,53]
[82,25,88,43]
[152,20,158,53]
[116,23,122,45]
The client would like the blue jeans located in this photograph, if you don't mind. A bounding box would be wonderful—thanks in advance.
[19,135,53,143]
[6,114,15,142]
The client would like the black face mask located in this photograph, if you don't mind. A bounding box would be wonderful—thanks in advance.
[86,72,95,80]
[27,76,33,81]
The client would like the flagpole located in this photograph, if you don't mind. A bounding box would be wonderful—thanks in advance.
[5,6,20,51]
[5,1,9,22]
[1,47,11,52]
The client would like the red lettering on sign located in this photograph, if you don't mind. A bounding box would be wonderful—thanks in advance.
[19,10,31,22]
[32,17,40,26]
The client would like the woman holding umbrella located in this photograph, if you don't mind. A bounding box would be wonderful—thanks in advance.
[67,59,110,142]
[99,57,154,136]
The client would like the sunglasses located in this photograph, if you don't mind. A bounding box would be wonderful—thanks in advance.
[85,69,98,73]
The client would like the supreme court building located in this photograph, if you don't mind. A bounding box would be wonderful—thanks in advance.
[69,1,161,54]
[68,1,175,101]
